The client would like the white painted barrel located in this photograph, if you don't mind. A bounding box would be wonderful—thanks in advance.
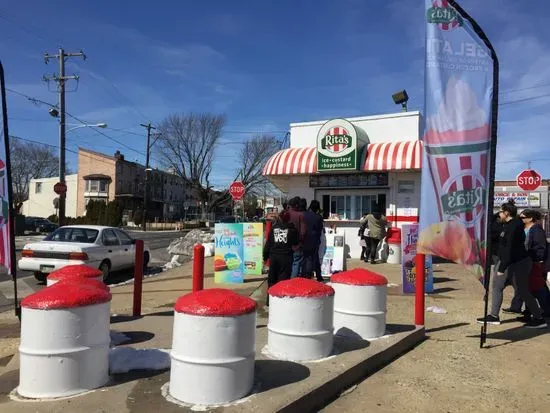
[47,264,104,286]
[332,269,388,339]
[386,242,402,264]
[169,288,256,406]
[267,278,334,361]
[18,281,111,399]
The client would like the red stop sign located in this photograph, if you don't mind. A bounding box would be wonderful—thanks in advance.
[516,169,542,191]
[53,181,67,195]
[229,181,245,200]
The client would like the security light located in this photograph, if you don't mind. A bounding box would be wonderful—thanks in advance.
[392,90,409,112]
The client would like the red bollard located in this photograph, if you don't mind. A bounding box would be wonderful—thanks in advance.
[133,239,145,317]
[264,220,272,268]
[193,244,205,292]
[415,253,426,326]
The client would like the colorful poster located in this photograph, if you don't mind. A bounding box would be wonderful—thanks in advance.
[214,223,244,283]
[418,0,497,283]
[243,223,263,276]
[402,224,433,294]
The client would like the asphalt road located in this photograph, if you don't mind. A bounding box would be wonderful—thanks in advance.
[0,230,188,313]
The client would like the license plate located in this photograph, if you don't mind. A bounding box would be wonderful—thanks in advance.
[40,265,55,273]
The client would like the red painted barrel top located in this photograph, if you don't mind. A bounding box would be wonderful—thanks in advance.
[58,278,110,292]
[175,288,256,316]
[47,264,102,281]
[268,278,335,298]
[21,282,112,310]
[331,269,388,286]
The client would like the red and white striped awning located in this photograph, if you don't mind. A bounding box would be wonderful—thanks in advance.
[361,141,422,171]
[263,141,422,176]
[262,147,317,176]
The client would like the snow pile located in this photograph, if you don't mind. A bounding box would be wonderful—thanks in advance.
[109,347,171,374]
[164,230,215,269]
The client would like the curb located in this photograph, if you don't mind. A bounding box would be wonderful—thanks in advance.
[279,327,426,413]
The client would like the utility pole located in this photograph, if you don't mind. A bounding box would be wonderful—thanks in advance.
[140,123,156,231]
[44,48,86,227]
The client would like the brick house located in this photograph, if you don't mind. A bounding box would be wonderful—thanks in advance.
[77,148,191,221]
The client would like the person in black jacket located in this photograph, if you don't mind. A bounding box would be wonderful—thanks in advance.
[263,211,298,305]
[477,202,546,328]
[302,200,324,281]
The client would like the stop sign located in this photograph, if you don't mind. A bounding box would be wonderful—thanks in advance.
[53,181,67,195]
[516,169,542,191]
[229,181,245,200]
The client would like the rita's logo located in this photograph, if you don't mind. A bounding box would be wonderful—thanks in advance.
[427,0,463,31]
[440,173,486,227]
[321,127,352,154]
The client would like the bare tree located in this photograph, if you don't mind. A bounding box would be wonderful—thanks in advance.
[239,135,280,196]
[157,113,226,207]
[10,138,60,213]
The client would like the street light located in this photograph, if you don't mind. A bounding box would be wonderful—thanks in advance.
[66,122,108,133]
[392,90,409,112]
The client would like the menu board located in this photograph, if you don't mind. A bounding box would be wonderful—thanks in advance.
[243,223,263,276]
[310,173,388,188]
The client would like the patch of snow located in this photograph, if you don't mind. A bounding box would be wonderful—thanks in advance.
[110,331,131,347]
[109,347,171,374]
[427,306,447,314]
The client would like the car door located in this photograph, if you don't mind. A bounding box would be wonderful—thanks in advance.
[101,229,124,271]
[115,229,135,269]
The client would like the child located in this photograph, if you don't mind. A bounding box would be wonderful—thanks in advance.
[263,211,298,305]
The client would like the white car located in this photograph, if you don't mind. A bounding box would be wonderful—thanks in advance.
[18,225,150,282]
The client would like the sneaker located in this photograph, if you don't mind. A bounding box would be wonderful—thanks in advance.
[502,307,523,314]
[515,315,532,323]
[524,318,548,329]
[476,315,501,325]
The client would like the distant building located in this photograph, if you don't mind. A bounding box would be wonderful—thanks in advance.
[22,174,78,218]
[77,148,192,221]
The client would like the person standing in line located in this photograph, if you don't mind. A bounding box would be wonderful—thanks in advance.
[477,202,546,328]
[263,211,298,306]
[364,208,387,264]
[517,209,550,320]
[287,197,307,278]
[359,212,370,261]
[303,200,324,282]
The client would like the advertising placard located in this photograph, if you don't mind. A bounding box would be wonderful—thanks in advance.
[243,223,263,276]
[402,224,433,294]
[214,223,244,283]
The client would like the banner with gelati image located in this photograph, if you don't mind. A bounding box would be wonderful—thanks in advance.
[401,224,433,294]
[418,0,498,283]
[214,223,244,283]
[243,223,263,276]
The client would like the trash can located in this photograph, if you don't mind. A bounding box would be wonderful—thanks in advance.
[386,227,402,264]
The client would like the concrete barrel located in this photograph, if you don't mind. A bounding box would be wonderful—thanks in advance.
[47,264,104,286]
[267,278,335,361]
[169,288,256,406]
[18,281,112,398]
[331,269,388,339]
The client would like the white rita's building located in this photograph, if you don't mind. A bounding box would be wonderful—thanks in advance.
[263,110,424,259]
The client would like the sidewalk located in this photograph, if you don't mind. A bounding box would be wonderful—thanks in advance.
[0,259,426,412]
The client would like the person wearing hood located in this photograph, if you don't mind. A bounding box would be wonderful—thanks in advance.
[361,207,387,264]
[517,209,550,320]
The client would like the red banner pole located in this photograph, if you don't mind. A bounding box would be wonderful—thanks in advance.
[133,240,144,317]
[264,220,272,268]
[192,244,205,292]
[415,253,426,326]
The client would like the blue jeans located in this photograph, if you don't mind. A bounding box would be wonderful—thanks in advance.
[291,251,304,278]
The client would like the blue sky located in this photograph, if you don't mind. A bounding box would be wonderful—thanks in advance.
[1,0,550,186]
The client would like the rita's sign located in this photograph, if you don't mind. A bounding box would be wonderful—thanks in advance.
[316,118,367,172]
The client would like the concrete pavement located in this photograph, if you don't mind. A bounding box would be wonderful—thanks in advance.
[0,258,426,412]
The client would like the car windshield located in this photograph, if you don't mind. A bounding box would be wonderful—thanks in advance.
[45,227,99,243]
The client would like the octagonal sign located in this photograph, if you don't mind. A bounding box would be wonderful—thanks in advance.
[516,169,542,192]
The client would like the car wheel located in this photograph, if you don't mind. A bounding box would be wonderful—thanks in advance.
[143,251,150,270]
[34,272,47,282]
[99,260,111,282]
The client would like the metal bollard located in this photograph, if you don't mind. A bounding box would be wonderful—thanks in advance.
[415,253,426,326]
[193,244,205,292]
[133,240,144,317]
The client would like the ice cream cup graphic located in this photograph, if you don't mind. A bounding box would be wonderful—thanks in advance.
[423,77,491,260]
